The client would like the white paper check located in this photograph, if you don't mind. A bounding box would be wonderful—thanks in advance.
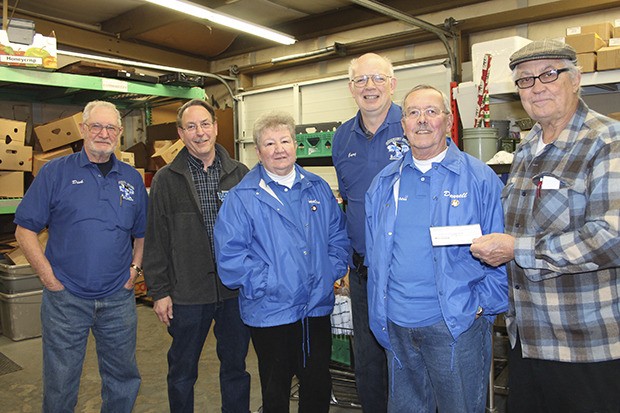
[429,224,482,246]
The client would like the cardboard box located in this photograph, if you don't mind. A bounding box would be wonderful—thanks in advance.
[0,171,23,197]
[34,112,83,152]
[0,143,32,171]
[614,27,620,38]
[5,229,48,266]
[0,29,57,69]
[124,142,148,169]
[607,112,620,121]
[133,274,147,298]
[146,122,179,142]
[567,22,614,40]
[32,146,73,176]
[609,38,620,47]
[597,46,620,71]
[135,167,145,184]
[565,33,607,53]
[120,151,135,166]
[0,119,27,145]
[576,52,596,73]
[151,139,184,167]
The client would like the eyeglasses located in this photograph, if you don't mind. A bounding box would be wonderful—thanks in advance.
[514,68,570,89]
[350,74,391,88]
[181,120,214,133]
[403,107,448,120]
[85,123,122,136]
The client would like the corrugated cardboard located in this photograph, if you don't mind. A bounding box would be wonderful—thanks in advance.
[0,171,23,197]
[151,139,184,167]
[34,112,83,152]
[596,46,620,71]
[576,53,596,73]
[120,151,135,166]
[614,27,620,38]
[5,229,48,265]
[607,112,620,121]
[0,30,57,69]
[32,146,73,176]
[146,122,179,142]
[0,143,32,171]
[565,33,607,53]
[567,22,614,40]
[0,119,27,145]
[124,142,148,169]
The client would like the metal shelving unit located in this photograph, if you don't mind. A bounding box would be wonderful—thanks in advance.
[0,66,206,108]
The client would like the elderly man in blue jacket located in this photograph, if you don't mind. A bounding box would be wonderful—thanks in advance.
[215,111,350,413]
[365,85,508,413]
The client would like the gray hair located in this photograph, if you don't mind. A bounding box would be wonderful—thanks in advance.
[176,99,216,127]
[348,53,394,80]
[401,85,452,117]
[82,101,122,126]
[252,112,296,146]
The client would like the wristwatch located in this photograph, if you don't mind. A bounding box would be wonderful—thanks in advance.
[130,263,144,276]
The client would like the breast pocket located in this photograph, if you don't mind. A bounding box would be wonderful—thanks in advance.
[533,187,571,232]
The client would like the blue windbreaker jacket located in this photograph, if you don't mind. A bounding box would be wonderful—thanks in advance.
[365,139,508,350]
[214,163,350,327]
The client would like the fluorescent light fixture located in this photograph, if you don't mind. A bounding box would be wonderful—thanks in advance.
[144,0,296,45]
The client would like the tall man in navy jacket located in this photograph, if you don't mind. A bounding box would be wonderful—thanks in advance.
[331,53,409,412]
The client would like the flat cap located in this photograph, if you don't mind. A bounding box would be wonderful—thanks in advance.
[509,39,577,70]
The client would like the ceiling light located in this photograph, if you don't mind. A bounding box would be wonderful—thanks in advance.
[144,0,296,45]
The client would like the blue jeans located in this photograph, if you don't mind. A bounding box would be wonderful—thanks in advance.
[387,317,492,413]
[41,287,140,413]
[167,298,251,413]
[349,265,388,413]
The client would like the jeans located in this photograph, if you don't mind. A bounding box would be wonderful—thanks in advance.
[349,265,388,413]
[41,287,140,413]
[387,317,492,413]
[250,316,332,413]
[167,298,251,413]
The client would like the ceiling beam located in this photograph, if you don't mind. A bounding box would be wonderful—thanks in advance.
[230,0,620,75]
[12,12,211,72]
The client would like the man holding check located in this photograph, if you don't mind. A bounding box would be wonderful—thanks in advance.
[365,85,508,413]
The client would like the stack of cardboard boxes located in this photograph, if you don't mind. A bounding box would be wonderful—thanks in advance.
[0,119,32,198]
[565,19,620,72]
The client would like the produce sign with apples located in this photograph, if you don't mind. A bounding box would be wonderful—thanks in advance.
[0,30,57,69]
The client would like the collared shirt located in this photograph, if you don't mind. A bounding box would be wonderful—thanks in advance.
[332,102,408,255]
[14,149,148,299]
[503,99,620,362]
[187,152,221,260]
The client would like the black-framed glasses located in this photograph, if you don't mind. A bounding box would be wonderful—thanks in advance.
[350,74,391,88]
[403,107,448,119]
[85,123,122,136]
[514,68,570,89]
[181,120,214,133]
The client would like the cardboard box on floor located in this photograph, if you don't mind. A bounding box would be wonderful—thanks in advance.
[32,146,73,176]
[5,229,48,265]
[0,119,27,145]
[0,142,32,171]
[0,171,24,197]
[34,112,83,152]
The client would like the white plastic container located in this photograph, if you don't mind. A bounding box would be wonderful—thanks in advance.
[472,36,532,91]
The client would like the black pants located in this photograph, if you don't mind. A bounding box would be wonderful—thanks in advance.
[508,334,620,413]
[250,316,332,413]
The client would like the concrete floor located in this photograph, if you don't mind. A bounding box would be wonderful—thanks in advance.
[0,302,360,413]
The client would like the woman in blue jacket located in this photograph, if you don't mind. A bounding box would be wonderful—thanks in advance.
[214,112,350,413]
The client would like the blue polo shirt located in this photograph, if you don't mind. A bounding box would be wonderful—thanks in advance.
[14,149,148,299]
[332,102,408,256]
[388,151,442,327]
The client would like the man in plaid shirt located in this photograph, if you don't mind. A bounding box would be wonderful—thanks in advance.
[471,39,620,413]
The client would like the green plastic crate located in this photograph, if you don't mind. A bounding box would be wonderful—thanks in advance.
[331,334,352,366]
[296,131,334,158]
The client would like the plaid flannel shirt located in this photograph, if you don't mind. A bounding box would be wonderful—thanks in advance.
[504,99,620,362]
